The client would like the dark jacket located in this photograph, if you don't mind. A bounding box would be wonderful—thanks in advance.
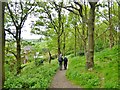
[64,57,68,63]
[58,57,63,62]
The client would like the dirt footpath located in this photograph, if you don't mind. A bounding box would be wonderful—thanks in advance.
[50,69,82,89]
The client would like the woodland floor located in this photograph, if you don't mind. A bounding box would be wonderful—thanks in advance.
[50,66,82,89]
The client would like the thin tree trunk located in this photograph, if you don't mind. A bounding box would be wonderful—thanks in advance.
[0,2,5,89]
[63,23,65,57]
[82,17,88,62]
[117,2,120,86]
[16,29,21,74]
[58,6,62,56]
[58,35,61,56]
[108,0,114,48]
[74,25,77,56]
[118,1,120,32]
[86,2,97,69]
[83,0,89,67]
[48,51,52,63]
[118,1,120,31]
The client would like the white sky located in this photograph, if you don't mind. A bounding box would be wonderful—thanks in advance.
[21,16,42,39]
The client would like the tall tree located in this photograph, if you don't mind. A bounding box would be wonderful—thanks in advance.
[86,0,98,69]
[67,12,79,56]
[116,1,120,77]
[5,1,36,74]
[32,1,64,56]
[62,22,66,57]
[63,1,89,58]
[116,0,120,31]
[74,24,77,56]
[108,0,114,48]
[53,1,64,56]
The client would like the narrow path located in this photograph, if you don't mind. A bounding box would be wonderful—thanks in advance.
[50,68,82,89]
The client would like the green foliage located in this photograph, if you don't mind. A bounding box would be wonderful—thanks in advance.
[4,1,119,89]
[94,39,104,52]
[4,60,58,88]
[66,46,118,88]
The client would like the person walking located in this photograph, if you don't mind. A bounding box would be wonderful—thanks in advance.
[58,54,63,70]
[63,56,68,70]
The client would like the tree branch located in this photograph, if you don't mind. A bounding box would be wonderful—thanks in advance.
[76,25,86,43]
[6,3,18,28]
[20,1,24,24]
[5,28,16,39]
[95,28,108,40]
[20,2,36,28]
[59,22,64,37]
[45,7,58,34]
[74,1,83,17]
[116,0,120,6]
[63,7,79,15]
[97,10,109,22]
[6,49,17,59]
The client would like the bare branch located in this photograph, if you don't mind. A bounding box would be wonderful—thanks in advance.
[76,26,86,43]
[64,7,79,15]
[5,28,16,39]
[45,7,58,34]
[6,3,18,28]
[6,49,17,59]
[20,1,24,23]
[95,28,108,40]
[97,11,109,22]
[20,2,36,28]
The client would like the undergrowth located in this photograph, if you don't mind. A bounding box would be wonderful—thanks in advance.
[4,60,58,88]
[66,45,118,88]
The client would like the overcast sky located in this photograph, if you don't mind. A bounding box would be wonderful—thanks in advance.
[21,16,42,39]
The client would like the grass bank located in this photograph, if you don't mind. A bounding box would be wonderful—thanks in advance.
[66,46,118,88]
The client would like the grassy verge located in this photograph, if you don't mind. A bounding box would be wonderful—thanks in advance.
[66,46,118,88]
[4,60,58,88]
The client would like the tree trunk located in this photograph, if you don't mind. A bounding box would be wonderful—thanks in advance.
[58,35,61,56]
[16,29,21,74]
[0,2,5,89]
[74,25,77,56]
[82,17,88,63]
[86,2,97,69]
[48,51,52,64]
[108,0,114,49]
[63,23,66,57]
[118,1,120,75]
[58,7,62,56]
[118,1,120,32]
[82,1,89,67]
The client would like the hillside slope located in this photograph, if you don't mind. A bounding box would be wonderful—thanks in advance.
[4,60,58,88]
[66,46,118,88]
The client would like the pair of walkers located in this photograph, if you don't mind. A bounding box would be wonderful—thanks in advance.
[58,54,68,70]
